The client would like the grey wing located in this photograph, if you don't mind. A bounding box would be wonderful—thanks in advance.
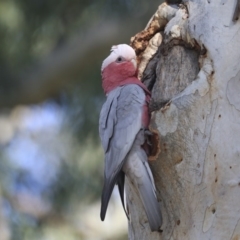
[99,87,121,153]
[99,84,146,220]
[103,84,145,177]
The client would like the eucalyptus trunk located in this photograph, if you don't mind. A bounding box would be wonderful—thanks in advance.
[127,1,240,239]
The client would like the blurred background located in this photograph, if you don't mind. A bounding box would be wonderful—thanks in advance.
[0,0,161,239]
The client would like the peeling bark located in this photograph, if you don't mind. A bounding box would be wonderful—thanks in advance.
[127,1,240,239]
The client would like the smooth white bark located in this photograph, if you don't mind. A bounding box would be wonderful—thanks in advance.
[128,1,240,239]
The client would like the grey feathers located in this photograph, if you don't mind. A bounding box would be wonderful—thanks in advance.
[99,84,145,220]
[99,84,162,231]
[123,131,162,231]
[99,85,145,178]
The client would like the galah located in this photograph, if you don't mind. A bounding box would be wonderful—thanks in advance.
[99,44,162,231]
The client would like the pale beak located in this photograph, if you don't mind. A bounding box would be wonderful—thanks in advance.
[131,58,137,69]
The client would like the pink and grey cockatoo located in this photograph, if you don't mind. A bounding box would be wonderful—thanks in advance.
[99,44,162,231]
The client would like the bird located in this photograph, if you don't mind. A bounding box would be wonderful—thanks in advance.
[99,44,162,231]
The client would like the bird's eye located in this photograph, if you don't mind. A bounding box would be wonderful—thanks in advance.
[116,56,124,63]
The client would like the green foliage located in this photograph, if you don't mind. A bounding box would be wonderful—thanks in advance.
[0,0,162,239]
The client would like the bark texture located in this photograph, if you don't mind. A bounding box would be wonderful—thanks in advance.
[127,1,240,239]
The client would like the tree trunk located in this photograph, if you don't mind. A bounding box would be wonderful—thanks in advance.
[127,1,240,239]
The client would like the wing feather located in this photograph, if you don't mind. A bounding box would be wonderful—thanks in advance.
[99,84,146,220]
[99,88,121,152]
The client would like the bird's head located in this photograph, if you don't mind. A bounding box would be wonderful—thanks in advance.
[101,44,137,94]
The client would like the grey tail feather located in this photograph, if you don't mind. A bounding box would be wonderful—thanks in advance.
[138,181,162,231]
[117,171,129,219]
[100,176,116,221]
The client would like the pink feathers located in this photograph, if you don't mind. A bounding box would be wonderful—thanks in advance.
[101,44,151,127]
[102,60,137,94]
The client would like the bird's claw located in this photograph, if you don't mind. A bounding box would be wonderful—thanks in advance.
[144,129,153,136]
